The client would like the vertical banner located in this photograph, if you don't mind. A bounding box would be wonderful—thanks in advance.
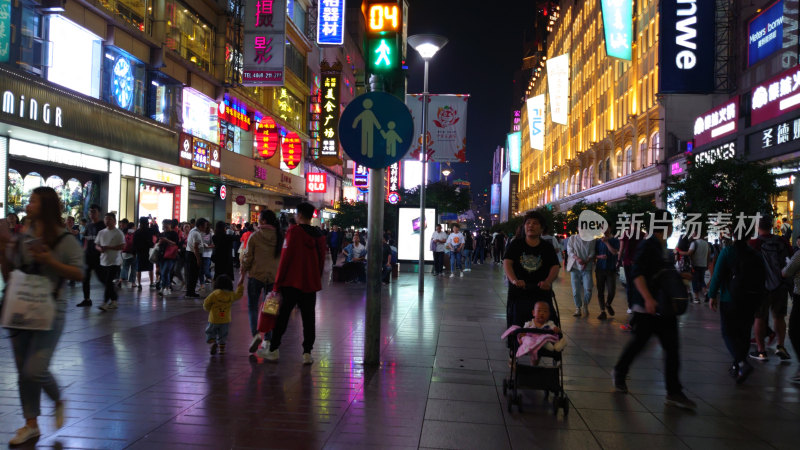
[600,0,633,60]
[507,132,521,173]
[546,54,569,125]
[527,95,545,150]
[243,0,286,86]
[404,94,470,163]
[385,162,401,203]
[318,61,342,166]
[659,0,715,93]
[0,0,12,63]
[490,183,501,215]
[317,0,346,45]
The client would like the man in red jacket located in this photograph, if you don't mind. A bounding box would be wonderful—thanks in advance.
[259,202,327,365]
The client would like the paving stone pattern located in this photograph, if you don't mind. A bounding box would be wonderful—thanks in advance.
[0,262,797,449]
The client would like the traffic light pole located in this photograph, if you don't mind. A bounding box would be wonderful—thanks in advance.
[365,74,386,367]
[418,59,429,293]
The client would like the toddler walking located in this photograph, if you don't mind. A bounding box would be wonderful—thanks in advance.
[203,274,244,355]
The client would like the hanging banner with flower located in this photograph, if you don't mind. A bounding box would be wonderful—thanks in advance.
[404,94,469,163]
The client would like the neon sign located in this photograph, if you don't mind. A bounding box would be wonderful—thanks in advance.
[317,0,346,45]
[320,73,340,159]
[282,132,302,169]
[255,116,279,158]
[354,164,369,187]
[217,94,252,131]
[306,173,327,193]
[693,96,739,147]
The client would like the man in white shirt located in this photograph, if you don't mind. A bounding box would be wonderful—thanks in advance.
[185,219,208,298]
[431,224,448,276]
[678,232,710,303]
[95,213,125,311]
[446,224,466,278]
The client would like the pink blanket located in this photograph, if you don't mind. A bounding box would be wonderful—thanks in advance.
[501,325,560,364]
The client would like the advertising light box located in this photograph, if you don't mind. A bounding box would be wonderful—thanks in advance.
[397,207,436,262]
[748,0,784,66]
[751,64,800,126]
[693,96,739,147]
[317,0,346,46]
[243,0,286,86]
[659,0,715,93]
[507,132,521,173]
[600,0,633,60]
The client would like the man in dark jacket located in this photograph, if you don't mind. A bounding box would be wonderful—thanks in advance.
[77,204,106,307]
[328,226,342,265]
[261,203,327,365]
[612,210,697,410]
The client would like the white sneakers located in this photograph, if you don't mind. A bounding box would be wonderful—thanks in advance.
[98,301,118,311]
[161,287,173,296]
[248,335,263,353]
[8,425,40,445]
[257,348,279,361]
[303,353,314,365]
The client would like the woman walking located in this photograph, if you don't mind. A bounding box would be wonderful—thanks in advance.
[0,187,84,445]
[133,217,155,290]
[211,221,237,281]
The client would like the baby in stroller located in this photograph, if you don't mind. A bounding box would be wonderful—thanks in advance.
[502,301,567,366]
[523,301,567,353]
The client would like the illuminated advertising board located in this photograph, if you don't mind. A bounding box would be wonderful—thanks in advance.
[694,141,735,166]
[600,0,633,60]
[282,132,302,169]
[386,162,401,201]
[527,95,545,150]
[317,0,345,46]
[217,94,252,131]
[255,116,279,158]
[512,110,521,132]
[397,207,436,262]
[320,73,340,159]
[306,173,327,193]
[693,96,739,147]
[0,0,10,63]
[748,0,784,66]
[243,0,286,86]
[659,0,715,93]
[178,133,220,175]
[546,54,569,125]
[751,64,800,125]
[354,164,369,187]
[507,132,521,173]
[490,183,500,215]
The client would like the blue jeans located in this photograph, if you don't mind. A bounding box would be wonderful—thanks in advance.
[205,322,230,345]
[161,259,176,289]
[247,277,273,340]
[10,301,66,419]
[450,251,463,273]
[120,256,136,283]
[463,249,472,270]
[569,264,594,308]
[201,257,212,283]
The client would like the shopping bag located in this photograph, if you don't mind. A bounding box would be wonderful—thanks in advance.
[1,270,56,330]
[149,246,162,263]
[163,243,179,260]
[257,292,281,333]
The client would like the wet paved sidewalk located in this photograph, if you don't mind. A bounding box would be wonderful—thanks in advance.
[0,261,798,449]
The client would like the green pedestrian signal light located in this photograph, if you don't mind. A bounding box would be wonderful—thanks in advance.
[368,37,398,72]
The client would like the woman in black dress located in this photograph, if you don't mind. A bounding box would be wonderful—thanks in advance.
[133,217,155,290]
[211,221,237,281]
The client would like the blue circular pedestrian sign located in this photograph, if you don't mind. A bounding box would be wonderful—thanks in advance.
[339,92,414,169]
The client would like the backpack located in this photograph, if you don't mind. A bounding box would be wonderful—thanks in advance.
[757,236,789,291]
[728,245,766,311]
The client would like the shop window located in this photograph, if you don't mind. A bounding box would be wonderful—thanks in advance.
[47,16,102,98]
[45,175,63,192]
[6,3,46,74]
[6,169,24,216]
[63,178,84,219]
[148,73,182,127]
[639,139,647,168]
[625,146,633,175]
[182,88,219,144]
[650,132,660,164]
[103,47,146,114]
[98,0,152,33]
[272,87,305,131]
[288,0,307,34]
[286,42,306,80]
[165,0,214,72]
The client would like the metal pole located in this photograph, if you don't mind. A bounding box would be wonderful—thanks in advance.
[365,166,385,365]
[418,59,430,292]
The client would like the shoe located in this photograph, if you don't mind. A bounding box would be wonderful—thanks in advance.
[76,299,92,307]
[302,353,313,365]
[249,335,263,353]
[597,311,607,320]
[728,363,739,379]
[257,348,279,361]
[449,274,455,278]
[620,323,633,331]
[606,305,615,316]
[150,284,157,290]
[185,293,200,299]
[8,425,40,445]
[219,345,226,354]
[115,280,122,288]
[210,343,218,355]
[664,393,697,410]
[612,369,628,393]
[776,345,791,361]
[736,361,754,384]
[158,288,164,296]
[98,302,110,311]
[692,297,700,304]
[107,301,118,310]
[573,308,582,317]
[749,351,769,361]
[261,340,270,349]
[459,271,464,277]
[167,288,173,295]
[137,284,142,291]
[55,400,65,429]
[626,308,632,314]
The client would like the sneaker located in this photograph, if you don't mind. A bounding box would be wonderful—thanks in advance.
[606,305,615,316]
[261,340,270,349]
[210,343,218,355]
[664,393,697,410]
[459,271,464,277]
[219,344,226,354]
[107,301,118,310]
[749,351,769,361]
[55,400,65,429]
[776,345,791,361]
[98,302,110,311]
[573,308,582,317]
[449,274,455,278]
[302,353,313,365]
[257,348,279,361]
[736,361,754,385]
[626,308,632,314]
[597,311,608,320]
[249,335,263,353]
[76,299,92,307]
[692,298,701,304]
[612,369,628,393]
[8,425,40,445]
[150,284,158,290]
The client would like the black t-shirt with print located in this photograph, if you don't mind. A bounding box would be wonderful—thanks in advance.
[503,237,560,301]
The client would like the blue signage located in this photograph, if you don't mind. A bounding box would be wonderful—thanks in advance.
[339,92,414,169]
[506,132,521,173]
[600,0,633,60]
[317,0,346,46]
[748,0,784,66]
[659,0,715,93]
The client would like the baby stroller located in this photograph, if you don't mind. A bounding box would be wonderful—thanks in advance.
[502,293,569,415]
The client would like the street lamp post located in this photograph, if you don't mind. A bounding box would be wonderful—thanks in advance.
[441,166,452,184]
[408,34,448,293]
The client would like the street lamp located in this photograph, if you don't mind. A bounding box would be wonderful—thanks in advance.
[409,34,448,293]
[441,166,452,182]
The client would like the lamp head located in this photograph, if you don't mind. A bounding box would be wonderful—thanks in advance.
[441,167,452,177]
[408,34,448,60]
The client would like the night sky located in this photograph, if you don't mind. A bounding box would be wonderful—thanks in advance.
[404,0,538,203]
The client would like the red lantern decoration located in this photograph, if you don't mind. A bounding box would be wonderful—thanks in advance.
[255,116,278,158]
[282,132,302,170]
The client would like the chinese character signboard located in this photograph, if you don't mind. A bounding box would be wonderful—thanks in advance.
[600,0,632,60]
[386,162,401,201]
[751,64,800,126]
[354,164,369,188]
[243,0,286,86]
[317,0,345,45]
[659,0,715,93]
[255,116,279,158]
[405,94,469,163]
[179,133,220,175]
[749,115,800,153]
[526,95,545,150]
[512,110,521,132]
[318,61,342,166]
[546,54,569,125]
[748,0,784,66]
[693,96,739,147]
[307,173,327,193]
[282,132,302,169]
[217,94,252,131]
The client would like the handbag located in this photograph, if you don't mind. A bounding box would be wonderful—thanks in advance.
[163,243,178,260]
[1,270,57,330]
[257,292,281,333]
[149,246,162,263]
[429,238,437,252]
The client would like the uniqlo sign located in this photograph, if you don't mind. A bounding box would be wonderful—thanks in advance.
[243,0,286,86]
[306,173,327,193]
